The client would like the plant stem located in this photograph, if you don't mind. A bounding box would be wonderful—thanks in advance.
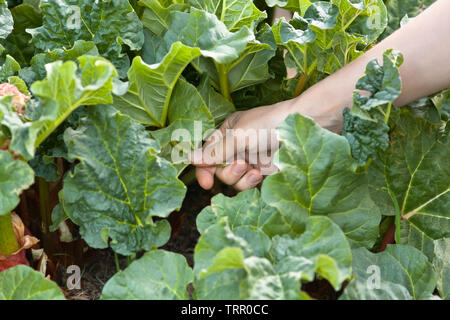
[387,189,402,244]
[0,212,20,257]
[215,62,233,103]
[384,103,392,124]
[38,177,51,236]
[294,73,309,97]
[114,252,121,272]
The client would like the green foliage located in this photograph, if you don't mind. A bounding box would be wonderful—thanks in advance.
[28,0,144,76]
[262,113,381,248]
[273,0,388,83]
[0,265,65,300]
[0,148,34,216]
[368,110,449,240]
[101,250,193,300]
[0,0,447,302]
[61,106,186,255]
[194,200,352,299]
[342,49,403,166]
[340,245,437,300]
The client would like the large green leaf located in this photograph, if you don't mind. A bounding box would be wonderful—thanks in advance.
[194,213,352,299]
[101,250,193,300]
[161,8,254,65]
[196,188,291,237]
[269,216,352,290]
[188,0,267,32]
[433,238,450,300]
[61,106,186,255]
[368,110,449,240]
[340,245,436,300]
[342,49,403,166]
[112,45,201,126]
[0,265,65,300]
[11,55,118,160]
[28,0,144,76]
[261,113,381,248]
[0,149,34,216]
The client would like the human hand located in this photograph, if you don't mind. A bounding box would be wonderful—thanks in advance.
[191,101,292,191]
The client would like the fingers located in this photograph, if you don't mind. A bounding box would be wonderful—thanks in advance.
[196,166,216,190]
[196,160,263,192]
[215,160,248,186]
[233,169,263,192]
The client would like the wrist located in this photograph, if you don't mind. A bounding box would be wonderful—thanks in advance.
[285,85,348,133]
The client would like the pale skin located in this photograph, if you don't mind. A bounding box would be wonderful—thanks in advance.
[193,0,450,191]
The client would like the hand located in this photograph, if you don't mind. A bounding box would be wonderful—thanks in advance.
[192,102,291,191]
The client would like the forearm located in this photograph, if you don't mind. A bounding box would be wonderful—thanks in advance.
[285,0,450,131]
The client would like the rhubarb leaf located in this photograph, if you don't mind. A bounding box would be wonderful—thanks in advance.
[0,149,34,216]
[101,250,193,300]
[368,110,449,240]
[29,0,144,76]
[261,113,381,248]
[341,245,436,300]
[0,265,65,300]
[61,106,186,255]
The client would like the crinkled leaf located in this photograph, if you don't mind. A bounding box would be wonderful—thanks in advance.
[25,40,99,83]
[188,0,267,32]
[341,245,436,300]
[342,108,390,166]
[197,188,291,237]
[194,214,352,299]
[343,49,403,166]
[160,8,254,65]
[261,113,381,248]
[101,250,193,300]
[29,0,144,76]
[273,0,387,78]
[368,110,449,240]
[0,149,34,216]
[0,265,65,300]
[62,106,186,255]
[8,55,118,160]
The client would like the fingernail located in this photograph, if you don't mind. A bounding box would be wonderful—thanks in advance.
[249,174,262,185]
[232,162,246,175]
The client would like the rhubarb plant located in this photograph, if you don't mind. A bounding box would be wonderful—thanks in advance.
[0,0,448,301]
